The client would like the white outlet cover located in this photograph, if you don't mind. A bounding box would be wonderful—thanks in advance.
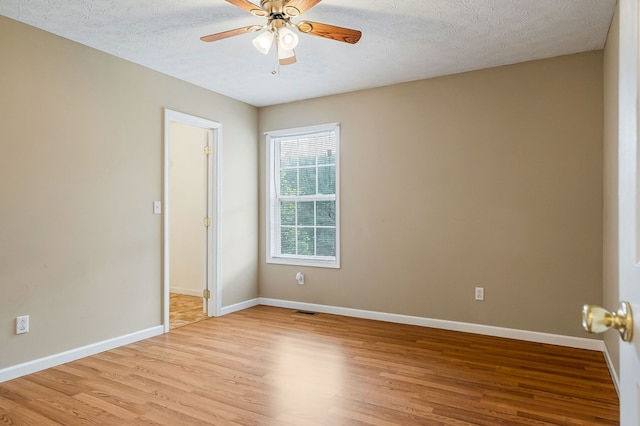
[16,315,29,334]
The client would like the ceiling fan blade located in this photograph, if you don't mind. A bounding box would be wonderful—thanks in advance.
[279,50,297,65]
[296,21,362,44]
[201,25,262,42]
[225,0,268,16]
[283,0,322,16]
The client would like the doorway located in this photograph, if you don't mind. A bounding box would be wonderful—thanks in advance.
[163,109,222,332]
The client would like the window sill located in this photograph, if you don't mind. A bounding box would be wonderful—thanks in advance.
[266,256,340,269]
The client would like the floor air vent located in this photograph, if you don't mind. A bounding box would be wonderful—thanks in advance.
[295,310,318,315]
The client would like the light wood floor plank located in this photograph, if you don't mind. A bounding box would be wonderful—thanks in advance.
[0,306,618,425]
[170,293,208,330]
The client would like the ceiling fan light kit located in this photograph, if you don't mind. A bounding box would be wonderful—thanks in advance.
[201,0,362,66]
[278,27,299,50]
[252,30,274,54]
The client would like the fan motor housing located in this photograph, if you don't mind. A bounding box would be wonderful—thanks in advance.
[257,1,300,18]
[261,1,282,15]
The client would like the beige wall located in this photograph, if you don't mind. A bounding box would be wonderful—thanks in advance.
[603,1,620,380]
[169,122,207,297]
[259,52,604,338]
[0,11,608,372]
[0,16,258,369]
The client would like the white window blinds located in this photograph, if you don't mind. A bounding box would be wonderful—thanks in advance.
[266,124,340,268]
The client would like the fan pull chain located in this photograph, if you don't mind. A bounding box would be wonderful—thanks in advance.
[271,36,280,75]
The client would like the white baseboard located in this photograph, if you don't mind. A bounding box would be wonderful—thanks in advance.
[220,298,259,316]
[170,288,202,297]
[258,298,605,352]
[0,326,164,383]
[602,344,620,396]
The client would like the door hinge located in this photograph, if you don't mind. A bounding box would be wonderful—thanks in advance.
[204,217,211,227]
[204,145,211,155]
[203,289,211,299]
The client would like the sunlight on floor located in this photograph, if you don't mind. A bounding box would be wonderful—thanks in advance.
[268,333,346,422]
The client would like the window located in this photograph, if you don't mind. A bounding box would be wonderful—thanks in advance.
[266,123,340,268]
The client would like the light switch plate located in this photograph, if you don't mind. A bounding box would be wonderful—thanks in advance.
[153,201,161,214]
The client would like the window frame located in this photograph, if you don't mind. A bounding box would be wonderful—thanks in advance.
[265,123,341,269]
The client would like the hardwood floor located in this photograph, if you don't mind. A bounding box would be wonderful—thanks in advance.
[169,293,208,330]
[0,306,618,425]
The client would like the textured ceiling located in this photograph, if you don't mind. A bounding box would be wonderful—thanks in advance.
[1,0,616,107]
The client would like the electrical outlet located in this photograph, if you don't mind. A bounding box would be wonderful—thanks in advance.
[16,315,29,334]
[475,287,484,301]
[296,272,304,285]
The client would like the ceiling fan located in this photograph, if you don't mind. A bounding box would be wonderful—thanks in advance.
[201,0,362,66]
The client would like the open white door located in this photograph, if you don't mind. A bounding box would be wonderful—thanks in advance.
[583,2,640,424]
[619,1,640,423]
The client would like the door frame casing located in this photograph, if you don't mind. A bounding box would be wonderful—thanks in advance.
[163,109,222,332]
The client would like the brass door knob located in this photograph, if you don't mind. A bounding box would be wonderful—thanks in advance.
[582,302,633,342]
